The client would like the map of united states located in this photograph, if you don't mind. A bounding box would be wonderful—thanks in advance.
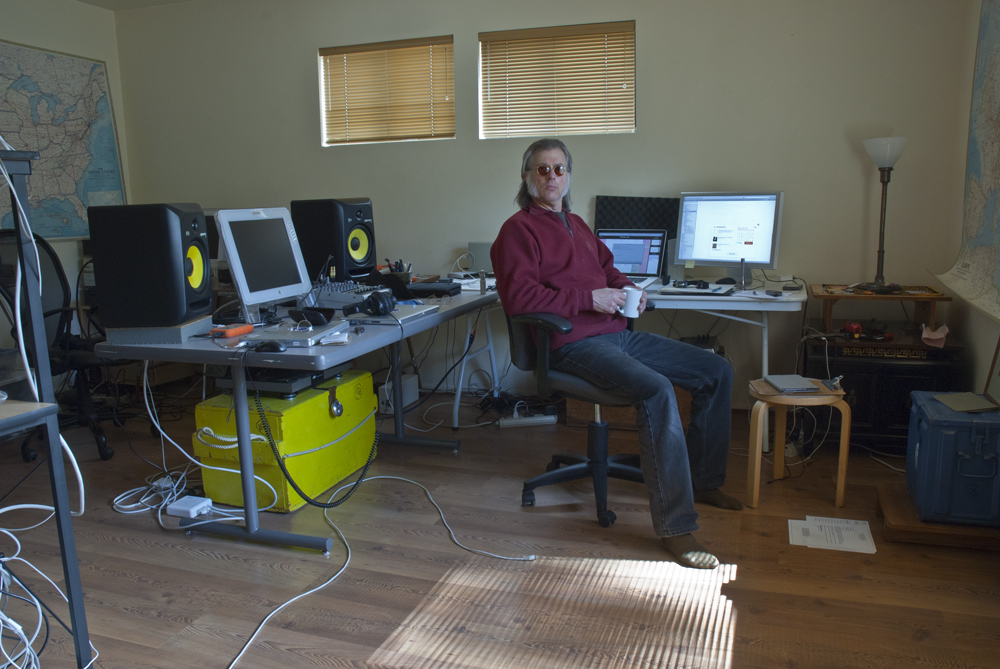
[938,0,1000,323]
[0,40,125,238]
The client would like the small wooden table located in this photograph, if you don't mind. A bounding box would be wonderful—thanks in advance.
[747,378,851,508]
[810,284,951,332]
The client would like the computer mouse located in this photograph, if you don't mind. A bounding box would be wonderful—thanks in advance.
[289,308,329,326]
[253,340,287,353]
[716,277,736,285]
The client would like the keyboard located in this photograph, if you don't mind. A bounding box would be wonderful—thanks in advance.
[627,276,656,289]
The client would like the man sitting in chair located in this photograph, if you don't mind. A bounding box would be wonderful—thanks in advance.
[491,138,741,569]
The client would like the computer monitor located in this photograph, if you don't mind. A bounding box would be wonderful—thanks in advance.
[674,192,784,276]
[214,207,312,323]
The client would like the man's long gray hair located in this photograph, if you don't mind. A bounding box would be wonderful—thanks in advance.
[515,138,573,210]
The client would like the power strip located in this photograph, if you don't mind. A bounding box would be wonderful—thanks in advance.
[499,415,557,428]
[166,496,212,518]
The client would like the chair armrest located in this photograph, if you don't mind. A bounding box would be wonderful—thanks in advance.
[511,312,573,398]
[510,312,573,333]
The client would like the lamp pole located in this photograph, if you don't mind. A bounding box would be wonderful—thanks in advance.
[873,166,893,287]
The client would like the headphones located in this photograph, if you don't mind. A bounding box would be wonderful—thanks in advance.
[343,290,396,317]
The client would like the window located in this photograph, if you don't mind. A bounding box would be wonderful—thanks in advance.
[319,36,454,145]
[479,21,635,139]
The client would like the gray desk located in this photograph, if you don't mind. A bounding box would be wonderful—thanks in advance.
[96,291,498,552]
[647,284,807,376]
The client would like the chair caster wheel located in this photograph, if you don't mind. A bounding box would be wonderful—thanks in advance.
[20,429,40,462]
[94,431,114,461]
[545,461,560,473]
[21,442,38,462]
[521,490,535,506]
[597,510,616,528]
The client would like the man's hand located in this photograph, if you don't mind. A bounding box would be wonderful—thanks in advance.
[593,287,625,314]
[592,287,649,316]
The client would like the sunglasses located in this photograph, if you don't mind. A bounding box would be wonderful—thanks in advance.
[533,164,567,177]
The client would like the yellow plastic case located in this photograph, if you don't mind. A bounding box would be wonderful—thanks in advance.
[193,369,376,512]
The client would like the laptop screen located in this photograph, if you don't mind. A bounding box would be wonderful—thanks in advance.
[595,228,667,278]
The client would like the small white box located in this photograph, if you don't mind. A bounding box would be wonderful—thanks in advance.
[166,496,212,518]
[378,372,419,413]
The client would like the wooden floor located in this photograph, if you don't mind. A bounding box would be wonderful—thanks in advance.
[2,388,999,668]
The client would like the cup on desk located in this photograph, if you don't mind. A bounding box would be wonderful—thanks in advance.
[617,286,642,318]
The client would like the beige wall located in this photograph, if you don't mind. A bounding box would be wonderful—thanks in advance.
[3,0,995,405]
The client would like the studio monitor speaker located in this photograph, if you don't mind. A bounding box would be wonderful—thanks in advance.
[289,198,376,281]
[88,203,213,328]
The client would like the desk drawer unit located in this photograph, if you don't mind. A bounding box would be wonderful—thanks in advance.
[907,391,1000,526]
[193,370,376,512]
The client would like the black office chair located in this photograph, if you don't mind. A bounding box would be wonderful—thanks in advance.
[0,230,115,461]
[505,312,644,527]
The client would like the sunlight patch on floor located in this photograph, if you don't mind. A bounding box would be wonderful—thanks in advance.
[368,557,737,668]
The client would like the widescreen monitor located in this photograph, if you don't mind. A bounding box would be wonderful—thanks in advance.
[214,207,312,323]
[674,191,784,271]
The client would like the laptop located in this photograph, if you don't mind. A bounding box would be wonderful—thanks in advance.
[347,303,440,325]
[243,319,350,347]
[764,374,818,393]
[595,228,667,289]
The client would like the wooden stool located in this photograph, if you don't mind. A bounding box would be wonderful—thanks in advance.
[747,378,852,508]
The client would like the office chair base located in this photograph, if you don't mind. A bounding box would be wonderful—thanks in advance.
[520,420,643,528]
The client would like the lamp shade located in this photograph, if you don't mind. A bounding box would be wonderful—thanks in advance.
[864,137,907,168]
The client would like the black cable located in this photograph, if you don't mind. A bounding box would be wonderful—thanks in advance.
[403,329,476,415]
[0,456,48,506]
[251,391,378,509]
[0,589,52,656]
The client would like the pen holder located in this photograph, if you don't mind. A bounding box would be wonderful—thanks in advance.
[390,271,412,284]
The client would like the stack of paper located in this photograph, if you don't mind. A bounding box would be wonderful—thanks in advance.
[788,516,876,553]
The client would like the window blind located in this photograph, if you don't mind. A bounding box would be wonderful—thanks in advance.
[479,21,636,139]
[320,36,455,145]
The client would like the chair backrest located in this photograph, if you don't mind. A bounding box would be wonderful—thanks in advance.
[0,230,73,352]
[503,311,634,407]
[505,314,538,372]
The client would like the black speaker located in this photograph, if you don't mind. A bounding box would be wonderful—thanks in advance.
[343,290,395,317]
[289,198,376,281]
[88,203,213,328]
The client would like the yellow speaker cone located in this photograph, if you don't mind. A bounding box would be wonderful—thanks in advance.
[347,226,371,262]
[186,244,206,290]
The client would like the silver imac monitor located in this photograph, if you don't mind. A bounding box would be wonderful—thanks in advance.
[214,207,312,323]
[674,192,784,280]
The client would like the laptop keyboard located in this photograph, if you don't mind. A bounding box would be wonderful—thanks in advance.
[627,276,656,289]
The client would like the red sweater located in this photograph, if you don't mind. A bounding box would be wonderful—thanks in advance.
[491,205,632,350]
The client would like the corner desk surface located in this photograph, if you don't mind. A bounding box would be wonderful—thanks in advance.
[810,284,951,332]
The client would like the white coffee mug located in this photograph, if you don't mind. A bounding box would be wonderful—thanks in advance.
[617,286,642,318]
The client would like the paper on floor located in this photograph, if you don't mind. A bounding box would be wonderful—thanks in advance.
[788,515,876,553]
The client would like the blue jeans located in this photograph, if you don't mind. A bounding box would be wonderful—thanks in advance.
[551,330,734,537]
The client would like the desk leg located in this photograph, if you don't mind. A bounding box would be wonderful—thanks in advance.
[379,340,460,450]
[43,415,91,667]
[913,302,936,331]
[180,358,333,553]
[822,300,836,333]
[760,312,770,453]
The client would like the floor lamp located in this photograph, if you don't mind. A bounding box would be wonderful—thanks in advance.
[856,136,907,294]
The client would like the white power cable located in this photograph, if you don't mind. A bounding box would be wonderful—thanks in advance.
[135,360,279,518]
[0,137,86,518]
[226,474,537,668]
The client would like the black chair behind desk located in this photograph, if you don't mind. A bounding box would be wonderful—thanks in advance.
[0,231,117,461]
[505,312,644,527]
